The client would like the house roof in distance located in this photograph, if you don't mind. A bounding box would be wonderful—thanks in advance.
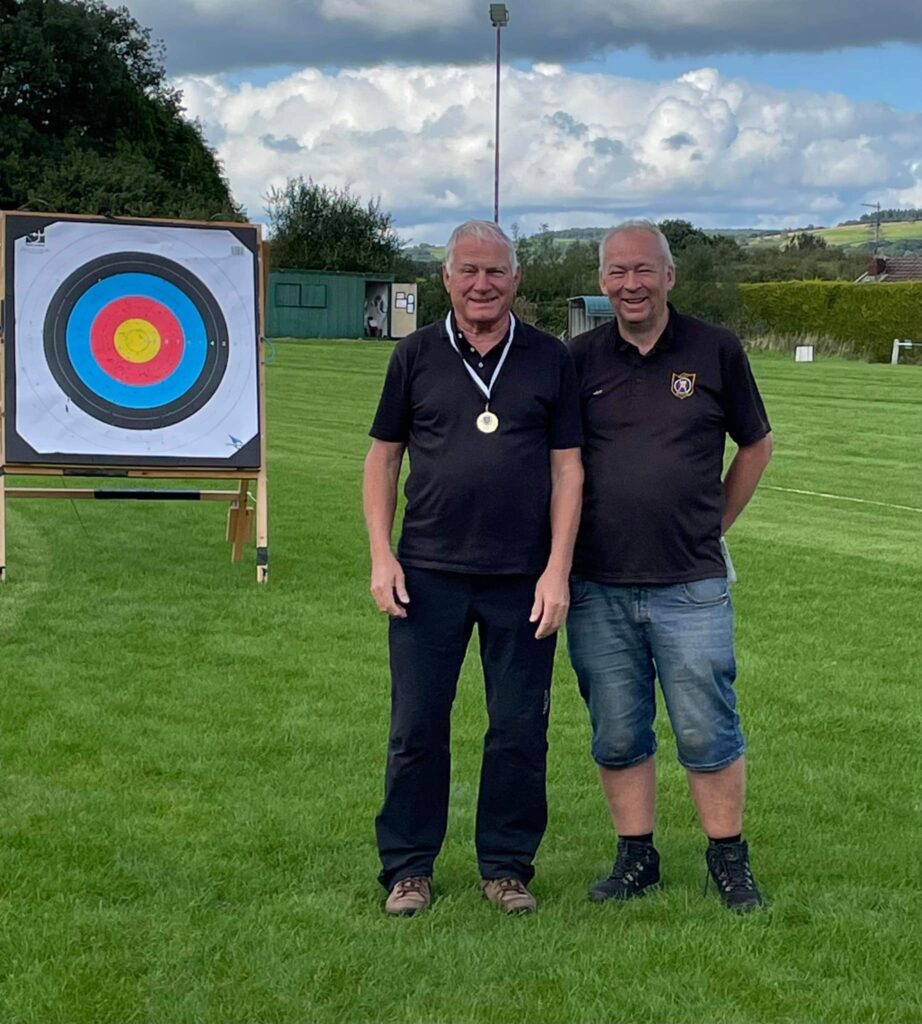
[856,256,922,282]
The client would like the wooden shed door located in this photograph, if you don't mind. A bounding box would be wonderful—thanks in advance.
[389,284,418,338]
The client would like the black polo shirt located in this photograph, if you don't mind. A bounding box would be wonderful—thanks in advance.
[454,316,509,385]
[370,316,583,575]
[570,307,770,585]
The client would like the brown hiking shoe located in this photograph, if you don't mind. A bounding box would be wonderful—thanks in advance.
[480,877,537,915]
[384,876,432,916]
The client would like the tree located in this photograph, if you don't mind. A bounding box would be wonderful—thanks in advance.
[265,177,402,272]
[784,231,828,252]
[671,243,743,329]
[0,0,241,219]
[658,218,714,254]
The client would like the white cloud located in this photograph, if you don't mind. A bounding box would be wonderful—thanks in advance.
[878,160,922,209]
[122,0,922,74]
[176,64,922,240]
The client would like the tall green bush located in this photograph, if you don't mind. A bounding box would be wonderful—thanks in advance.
[740,281,922,361]
[0,0,241,219]
[671,243,743,329]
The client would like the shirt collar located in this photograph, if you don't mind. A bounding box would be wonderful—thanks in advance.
[446,310,526,347]
[611,303,676,355]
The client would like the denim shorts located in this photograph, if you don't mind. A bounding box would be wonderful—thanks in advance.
[566,577,745,772]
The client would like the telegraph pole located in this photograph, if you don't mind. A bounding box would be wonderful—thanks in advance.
[862,201,882,255]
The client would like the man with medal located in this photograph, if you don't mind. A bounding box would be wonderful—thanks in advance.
[364,220,584,916]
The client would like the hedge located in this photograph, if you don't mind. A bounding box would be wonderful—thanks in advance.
[739,280,922,361]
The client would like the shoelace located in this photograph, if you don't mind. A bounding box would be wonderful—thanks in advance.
[394,877,429,897]
[609,844,651,884]
[494,878,528,895]
[710,850,755,893]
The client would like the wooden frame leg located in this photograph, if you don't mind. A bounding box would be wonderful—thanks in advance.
[227,479,253,563]
[256,463,269,584]
[0,472,6,582]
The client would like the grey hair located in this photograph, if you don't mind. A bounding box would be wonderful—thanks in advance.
[444,220,519,274]
[598,220,674,272]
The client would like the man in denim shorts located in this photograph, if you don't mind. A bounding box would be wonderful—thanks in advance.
[567,221,773,912]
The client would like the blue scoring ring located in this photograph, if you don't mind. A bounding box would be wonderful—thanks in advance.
[44,252,229,430]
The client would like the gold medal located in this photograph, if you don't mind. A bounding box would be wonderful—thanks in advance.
[444,312,515,438]
[476,410,499,434]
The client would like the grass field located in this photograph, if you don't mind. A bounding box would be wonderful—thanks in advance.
[813,221,922,247]
[1,342,921,1024]
[740,221,922,251]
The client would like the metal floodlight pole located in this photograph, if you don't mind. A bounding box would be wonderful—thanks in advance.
[489,4,509,225]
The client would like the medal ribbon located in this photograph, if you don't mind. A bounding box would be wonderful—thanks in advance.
[444,311,516,407]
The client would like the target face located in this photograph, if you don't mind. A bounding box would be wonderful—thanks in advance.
[45,252,229,430]
[5,217,261,468]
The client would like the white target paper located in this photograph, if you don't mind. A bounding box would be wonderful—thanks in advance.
[12,220,259,464]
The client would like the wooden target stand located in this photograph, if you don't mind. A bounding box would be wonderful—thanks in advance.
[0,214,270,583]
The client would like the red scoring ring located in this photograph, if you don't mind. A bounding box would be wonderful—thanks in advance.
[91,296,185,385]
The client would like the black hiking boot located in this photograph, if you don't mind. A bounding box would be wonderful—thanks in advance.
[705,839,764,913]
[588,839,661,902]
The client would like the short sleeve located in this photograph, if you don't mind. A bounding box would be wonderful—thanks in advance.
[369,344,411,442]
[720,339,771,447]
[549,347,584,450]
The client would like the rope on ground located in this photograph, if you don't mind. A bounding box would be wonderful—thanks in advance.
[766,485,922,515]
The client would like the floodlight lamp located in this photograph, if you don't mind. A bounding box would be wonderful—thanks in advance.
[489,4,509,27]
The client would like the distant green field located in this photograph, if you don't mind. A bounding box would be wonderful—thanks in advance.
[744,220,922,250]
[815,221,922,246]
[1,343,921,1023]
[514,222,922,253]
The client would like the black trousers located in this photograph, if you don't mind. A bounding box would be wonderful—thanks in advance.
[376,567,557,890]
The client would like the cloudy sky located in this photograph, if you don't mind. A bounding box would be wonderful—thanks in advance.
[119,0,922,243]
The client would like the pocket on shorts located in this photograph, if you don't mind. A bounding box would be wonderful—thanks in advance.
[568,575,589,607]
[680,577,730,605]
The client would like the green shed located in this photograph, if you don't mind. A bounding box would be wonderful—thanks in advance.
[266,269,418,340]
[567,295,614,339]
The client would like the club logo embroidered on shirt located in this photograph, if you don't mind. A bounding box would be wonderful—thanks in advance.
[671,372,696,399]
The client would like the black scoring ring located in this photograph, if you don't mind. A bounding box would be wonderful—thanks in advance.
[43,252,229,430]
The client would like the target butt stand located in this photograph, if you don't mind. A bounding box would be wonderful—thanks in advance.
[0,465,266,579]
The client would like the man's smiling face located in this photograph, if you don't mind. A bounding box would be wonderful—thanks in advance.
[443,235,521,332]
[599,228,675,332]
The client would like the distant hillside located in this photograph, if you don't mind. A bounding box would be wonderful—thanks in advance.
[841,207,922,226]
[402,242,444,263]
[748,221,922,255]
[815,221,922,250]
[401,218,922,261]
[703,228,785,241]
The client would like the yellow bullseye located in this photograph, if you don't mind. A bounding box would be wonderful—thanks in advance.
[114,318,162,363]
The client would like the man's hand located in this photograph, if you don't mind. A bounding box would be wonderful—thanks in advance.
[370,552,410,618]
[364,440,408,616]
[530,567,570,639]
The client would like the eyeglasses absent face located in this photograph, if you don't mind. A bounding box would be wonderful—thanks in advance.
[600,229,675,329]
[443,236,521,329]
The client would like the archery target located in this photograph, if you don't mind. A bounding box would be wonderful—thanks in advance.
[10,219,260,466]
[45,253,228,429]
